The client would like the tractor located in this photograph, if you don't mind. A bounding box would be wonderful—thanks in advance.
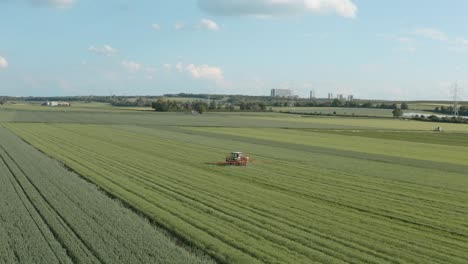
[225,152,250,166]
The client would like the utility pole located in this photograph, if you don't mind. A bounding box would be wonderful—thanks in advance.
[451,82,459,117]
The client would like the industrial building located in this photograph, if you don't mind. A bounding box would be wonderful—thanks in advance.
[271,89,293,97]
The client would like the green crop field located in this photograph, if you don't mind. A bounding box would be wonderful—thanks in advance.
[272,107,433,117]
[0,126,212,264]
[408,102,452,111]
[1,106,467,263]
[273,107,395,117]
[0,102,153,112]
[5,1,468,263]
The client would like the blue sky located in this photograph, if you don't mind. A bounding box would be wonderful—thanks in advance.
[0,0,467,100]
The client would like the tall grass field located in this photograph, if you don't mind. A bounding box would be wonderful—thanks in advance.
[1,106,467,263]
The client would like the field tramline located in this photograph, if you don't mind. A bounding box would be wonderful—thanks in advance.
[0,126,212,264]
[5,121,468,263]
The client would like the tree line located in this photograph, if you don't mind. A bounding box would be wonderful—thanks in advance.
[412,114,468,124]
[150,98,268,113]
[434,105,468,116]
[110,97,152,107]
[290,99,409,110]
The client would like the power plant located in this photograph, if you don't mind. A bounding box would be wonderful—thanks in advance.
[271,89,293,97]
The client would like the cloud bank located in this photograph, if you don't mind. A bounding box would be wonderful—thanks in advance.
[186,64,224,83]
[31,0,75,8]
[174,22,184,30]
[88,45,118,56]
[414,28,448,41]
[0,56,8,69]
[198,0,357,18]
[199,19,219,31]
[121,61,142,72]
[377,33,416,52]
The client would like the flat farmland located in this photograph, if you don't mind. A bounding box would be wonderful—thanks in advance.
[237,114,468,132]
[273,107,396,117]
[5,121,468,263]
[0,102,152,112]
[272,107,433,117]
[0,127,212,264]
[2,108,468,131]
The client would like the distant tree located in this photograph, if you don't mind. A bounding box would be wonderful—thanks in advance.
[209,100,216,110]
[331,99,343,107]
[135,97,145,106]
[429,115,440,121]
[392,108,403,117]
[152,99,170,112]
[197,104,207,114]
[258,102,266,111]
[344,101,358,107]
[190,100,208,114]
[226,97,238,105]
[239,102,246,110]
[361,102,373,108]
[401,102,409,110]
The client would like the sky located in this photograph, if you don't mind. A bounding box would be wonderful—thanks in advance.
[0,0,467,100]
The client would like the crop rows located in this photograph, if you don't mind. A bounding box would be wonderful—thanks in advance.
[0,127,212,264]
[3,107,468,132]
[187,127,468,166]
[5,123,468,263]
[311,130,468,147]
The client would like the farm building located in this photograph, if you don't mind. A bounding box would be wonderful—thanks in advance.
[42,101,71,107]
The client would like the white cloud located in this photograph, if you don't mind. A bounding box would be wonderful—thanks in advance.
[455,37,468,46]
[174,22,185,30]
[377,33,411,45]
[304,0,357,18]
[145,67,157,73]
[88,45,118,56]
[31,0,75,8]
[120,61,158,77]
[163,64,172,70]
[414,28,448,41]
[176,62,183,72]
[199,19,220,31]
[0,55,8,69]
[449,37,468,53]
[186,64,224,84]
[151,24,161,30]
[410,28,468,53]
[121,61,142,72]
[378,34,416,52]
[198,0,357,18]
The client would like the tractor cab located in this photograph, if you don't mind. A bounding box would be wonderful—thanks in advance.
[227,152,243,161]
[225,152,249,166]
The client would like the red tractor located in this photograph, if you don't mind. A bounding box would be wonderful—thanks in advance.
[225,152,250,166]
